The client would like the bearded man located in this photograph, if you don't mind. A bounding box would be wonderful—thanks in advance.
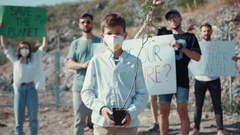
[67,13,101,135]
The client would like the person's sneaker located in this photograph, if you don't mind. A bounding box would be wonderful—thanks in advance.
[217,129,226,135]
[189,128,200,135]
[147,123,159,131]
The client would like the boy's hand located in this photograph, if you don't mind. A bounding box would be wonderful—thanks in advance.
[100,107,115,126]
[121,113,131,128]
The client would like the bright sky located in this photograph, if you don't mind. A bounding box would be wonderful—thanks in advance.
[0,0,85,6]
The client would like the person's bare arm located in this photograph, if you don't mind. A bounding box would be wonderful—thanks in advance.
[67,58,89,70]
[133,23,148,39]
[169,40,201,61]
[134,24,160,39]
[181,48,201,61]
[133,0,163,39]
[41,36,48,51]
[0,35,8,50]
[41,25,48,51]
[0,23,8,50]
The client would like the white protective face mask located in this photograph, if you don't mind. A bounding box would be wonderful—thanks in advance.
[104,35,124,53]
[20,48,30,57]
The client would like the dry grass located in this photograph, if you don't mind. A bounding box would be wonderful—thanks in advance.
[181,0,240,13]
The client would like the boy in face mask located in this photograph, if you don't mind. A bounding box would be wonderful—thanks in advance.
[81,13,148,135]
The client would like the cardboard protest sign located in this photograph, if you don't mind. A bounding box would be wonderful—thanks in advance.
[188,41,236,76]
[93,35,176,95]
[0,6,46,38]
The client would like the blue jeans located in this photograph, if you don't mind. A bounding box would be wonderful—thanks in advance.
[14,84,38,135]
[158,86,189,104]
[72,91,93,135]
[193,78,223,130]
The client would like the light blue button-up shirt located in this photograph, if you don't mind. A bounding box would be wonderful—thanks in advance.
[81,49,148,128]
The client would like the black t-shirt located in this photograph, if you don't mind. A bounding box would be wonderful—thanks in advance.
[158,29,201,88]
[174,33,201,88]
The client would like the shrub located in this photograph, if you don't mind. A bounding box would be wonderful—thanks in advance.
[178,0,207,10]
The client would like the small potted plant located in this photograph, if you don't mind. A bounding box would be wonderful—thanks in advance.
[111,87,128,126]
[112,107,127,125]
[112,63,139,125]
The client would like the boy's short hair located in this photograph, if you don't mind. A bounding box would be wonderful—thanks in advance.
[200,23,212,30]
[101,13,126,33]
[79,13,93,20]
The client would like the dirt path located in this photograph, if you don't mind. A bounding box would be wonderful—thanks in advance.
[1,106,240,135]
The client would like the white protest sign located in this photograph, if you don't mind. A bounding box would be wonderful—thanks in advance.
[188,41,236,76]
[93,35,176,95]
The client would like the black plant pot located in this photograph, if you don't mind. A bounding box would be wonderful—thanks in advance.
[112,108,126,126]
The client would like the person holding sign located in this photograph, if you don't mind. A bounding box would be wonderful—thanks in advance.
[81,13,148,135]
[66,13,101,135]
[190,23,226,135]
[152,2,202,135]
[0,23,48,135]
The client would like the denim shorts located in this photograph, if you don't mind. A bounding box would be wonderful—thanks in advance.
[158,86,189,104]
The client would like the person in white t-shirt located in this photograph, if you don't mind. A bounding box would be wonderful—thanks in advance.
[190,23,226,135]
